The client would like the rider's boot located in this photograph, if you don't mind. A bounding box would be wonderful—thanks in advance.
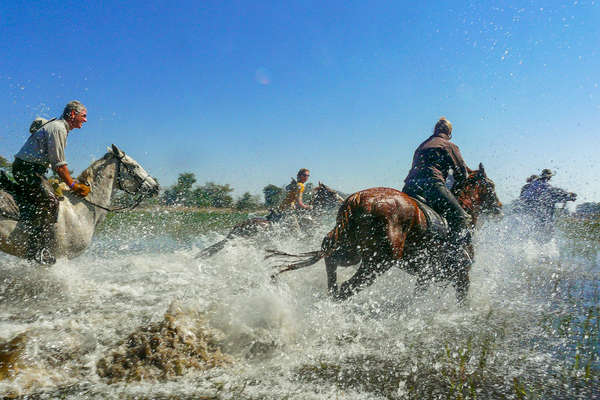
[25,226,56,265]
[34,247,56,265]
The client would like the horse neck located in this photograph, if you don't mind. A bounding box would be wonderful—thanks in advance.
[78,155,118,209]
[310,187,332,209]
[455,183,481,225]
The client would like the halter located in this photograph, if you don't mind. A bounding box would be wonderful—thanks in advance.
[310,184,341,208]
[83,151,152,213]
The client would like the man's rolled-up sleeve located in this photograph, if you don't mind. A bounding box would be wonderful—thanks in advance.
[47,127,68,169]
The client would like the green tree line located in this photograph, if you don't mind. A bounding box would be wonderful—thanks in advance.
[0,157,304,211]
[161,172,311,210]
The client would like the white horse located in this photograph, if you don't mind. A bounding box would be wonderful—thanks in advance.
[0,145,159,261]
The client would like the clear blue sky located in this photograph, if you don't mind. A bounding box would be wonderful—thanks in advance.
[1,0,599,203]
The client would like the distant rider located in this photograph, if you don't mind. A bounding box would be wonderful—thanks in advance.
[267,168,312,227]
[519,169,576,226]
[13,100,91,264]
[402,117,472,259]
[519,175,538,198]
[278,168,311,212]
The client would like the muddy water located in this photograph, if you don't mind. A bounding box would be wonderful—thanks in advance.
[0,215,598,399]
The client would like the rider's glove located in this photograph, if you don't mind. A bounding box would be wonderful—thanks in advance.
[72,182,91,197]
[569,192,577,201]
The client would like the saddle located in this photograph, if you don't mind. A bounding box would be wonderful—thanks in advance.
[410,194,449,237]
[0,171,20,221]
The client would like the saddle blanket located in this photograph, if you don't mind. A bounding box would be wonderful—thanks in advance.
[411,195,449,237]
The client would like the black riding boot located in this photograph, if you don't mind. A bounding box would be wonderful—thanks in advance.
[25,219,56,265]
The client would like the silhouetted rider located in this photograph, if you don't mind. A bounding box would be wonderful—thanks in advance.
[519,169,576,225]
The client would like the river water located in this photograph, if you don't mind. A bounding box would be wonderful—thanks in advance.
[0,214,598,399]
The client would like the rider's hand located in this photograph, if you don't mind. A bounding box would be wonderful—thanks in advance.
[72,182,90,197]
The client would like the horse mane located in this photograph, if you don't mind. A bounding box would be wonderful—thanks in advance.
[314,182,347,199]
[77,152,113,183]
[452,169,482,196]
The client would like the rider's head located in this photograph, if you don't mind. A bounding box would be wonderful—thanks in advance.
[434,117,452,138]
[62,100,87,131]
[526,175,538,183]
[297,168,310,183]
[539,169,554,181]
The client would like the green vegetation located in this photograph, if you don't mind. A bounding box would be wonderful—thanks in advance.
[235,192,263,211]
[556,215,600,261]
[0,155,10,169]
[96,208,259,240]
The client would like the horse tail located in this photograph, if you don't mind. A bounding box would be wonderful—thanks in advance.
[266,249,325,278]
[195,238,229,259]
[267,192,363,278]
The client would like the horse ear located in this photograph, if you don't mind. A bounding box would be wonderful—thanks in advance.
[478,163,487,176]
[111,144,123,157]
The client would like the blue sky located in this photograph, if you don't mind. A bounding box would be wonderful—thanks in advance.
[1,0,599,204]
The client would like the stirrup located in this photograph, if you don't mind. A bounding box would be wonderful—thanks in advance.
[34,248,56,265]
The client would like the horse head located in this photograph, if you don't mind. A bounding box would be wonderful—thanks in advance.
[311,182,345,210]
[108,144,160,197]
[454,163,502,223]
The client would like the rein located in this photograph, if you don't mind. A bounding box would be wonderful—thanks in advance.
[83,194,145,213]
[82,152,150,213]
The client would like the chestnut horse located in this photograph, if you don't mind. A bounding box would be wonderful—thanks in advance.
[196,183,345,258]
[268,164,502,303]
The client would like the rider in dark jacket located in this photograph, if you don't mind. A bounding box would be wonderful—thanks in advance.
[402,117,472,253]
[519,169,576,223]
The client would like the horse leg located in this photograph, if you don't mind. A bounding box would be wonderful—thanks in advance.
[326,250,361,298]
[451,256,471,305]
[336,258,393,301]
[196,238,229,258]
[414,273,432,297]
[325,257,338,297]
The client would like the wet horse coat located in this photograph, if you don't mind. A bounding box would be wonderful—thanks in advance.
[269,164,502,302]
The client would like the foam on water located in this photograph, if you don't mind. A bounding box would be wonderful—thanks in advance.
[0,214,598,399]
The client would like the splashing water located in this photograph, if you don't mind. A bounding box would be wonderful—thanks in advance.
[0,212,598,399]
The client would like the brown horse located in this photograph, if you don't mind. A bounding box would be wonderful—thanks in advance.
[268,164,502,303]
[196,182,345,258]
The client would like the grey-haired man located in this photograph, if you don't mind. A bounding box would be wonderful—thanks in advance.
[13,100,90,264]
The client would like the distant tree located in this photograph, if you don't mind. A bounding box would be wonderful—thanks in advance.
[576,202,600,217]
[177,173,196,190]
[162,173,237,208]
[163,172,197,205]
[263,184,284,208]
[194,182,234,208]
[235,192,263,210]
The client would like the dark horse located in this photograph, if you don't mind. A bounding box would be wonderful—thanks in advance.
[196,182,345,258]
[268,164,502,303]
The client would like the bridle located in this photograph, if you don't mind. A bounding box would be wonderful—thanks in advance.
[310,184,343,209]
[83,151,153,213]
[454,172,501,217]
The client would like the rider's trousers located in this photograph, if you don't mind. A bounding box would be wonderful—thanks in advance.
[402,181,471,247]
[12,158,59,259]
